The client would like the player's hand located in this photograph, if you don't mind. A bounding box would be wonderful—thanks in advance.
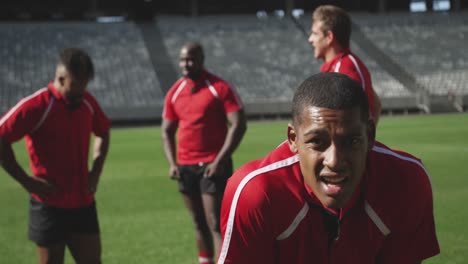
[87,170,100,194]
[21,176,57,196]
[169,165,180,180]
[204,162,220,178]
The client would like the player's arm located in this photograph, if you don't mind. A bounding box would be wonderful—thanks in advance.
[0,136,55,195]
[87,131,110,193]
[161,118,179,179]
[204,109,247,177]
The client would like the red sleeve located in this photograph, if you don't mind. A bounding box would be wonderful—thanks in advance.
[337,60,362,85]
[0,96,44,143]
[218,81,243,114]
[337,58,376,119]
[218,165,275,264]
[162,81,180,121]
[377,164,440,263]
[85,93,111,137]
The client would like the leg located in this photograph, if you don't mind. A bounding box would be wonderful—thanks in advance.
[201,192,223,257]
[181,193,214,256]
[28,198,67,264]
[66,201,101,264]
[200,157,233,258]
[67,233,101,264]
[178,165,215,263]
[36,243,66,264]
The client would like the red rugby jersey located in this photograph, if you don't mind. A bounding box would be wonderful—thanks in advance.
[162,70,243,165]
[321,49,377,121]
[0,82,111,208]
[218,141,439,264]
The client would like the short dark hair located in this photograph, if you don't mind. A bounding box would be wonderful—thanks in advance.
[312,5,351,49]
[58,48,95,82]
[292,72,369,126]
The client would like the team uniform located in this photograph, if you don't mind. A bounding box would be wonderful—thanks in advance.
[162,70,243,193]
[321,49,377,121]
[0,82,111,244]
[218,141,439,264]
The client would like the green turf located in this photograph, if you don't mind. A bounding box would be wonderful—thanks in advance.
[0,113,467,263]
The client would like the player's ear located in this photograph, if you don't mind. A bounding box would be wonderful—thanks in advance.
[287,123,298,153]
[326,30,334,45]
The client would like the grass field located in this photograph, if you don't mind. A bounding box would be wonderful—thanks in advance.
[0,113,467,263]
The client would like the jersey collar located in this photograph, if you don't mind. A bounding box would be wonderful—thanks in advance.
[47,81,77,107]
[47,81,66,100]
[320,48,351,73]
[184,70,209,90]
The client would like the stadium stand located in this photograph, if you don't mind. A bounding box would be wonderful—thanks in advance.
[353,11,468,112]
[0,22,165,121]
[1,11,467,123]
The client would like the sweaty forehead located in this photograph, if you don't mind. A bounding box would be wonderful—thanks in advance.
[303,106,362,126]
[180,46,200,56]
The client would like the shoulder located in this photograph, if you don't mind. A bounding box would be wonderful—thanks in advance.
[205,71,232,90]
[370,142,428,180]
[14,88,50,112]
[167,77,187,94]
[342,53,370,73]
[366,142,433,228]
[83,90,99,103]
[226,142,301,211]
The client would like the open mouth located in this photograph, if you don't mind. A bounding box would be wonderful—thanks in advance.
[320,176,347,184]
[320,176,347,196]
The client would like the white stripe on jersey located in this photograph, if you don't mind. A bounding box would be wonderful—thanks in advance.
[333,60,342,73]
[347,54,366,90]
[276,202,309,240]
[334,55,366,91]
[372,144,432,189]
[205,80,219,99]
[31,97,54,134]
[0,88,48,128]
[364,200,391,236]
[372,145,428,176]
[171,80,187,104]
[217,154,299,264]
[83,99,94,115]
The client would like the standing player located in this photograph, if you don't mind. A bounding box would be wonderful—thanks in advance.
[162,42,247,264]
[218,73,439,263]
[0,48,111,264]
[308,5,382,125]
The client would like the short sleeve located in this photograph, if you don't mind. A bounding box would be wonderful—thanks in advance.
[162,82,180,121]
[0,97,43,143]
[220,82,243,114]
[85,93,111,137]
[218,168,275,264]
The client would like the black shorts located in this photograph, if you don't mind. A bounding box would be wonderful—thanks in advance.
[28,198,100,246]
[178,158,233,195]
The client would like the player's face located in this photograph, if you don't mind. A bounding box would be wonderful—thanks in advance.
[288,106,374,209]
[56,65,88,108]
[308,21,330,60]
[179,47,203,80]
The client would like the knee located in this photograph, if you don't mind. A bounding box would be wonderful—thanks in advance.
[205,212,220,232]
